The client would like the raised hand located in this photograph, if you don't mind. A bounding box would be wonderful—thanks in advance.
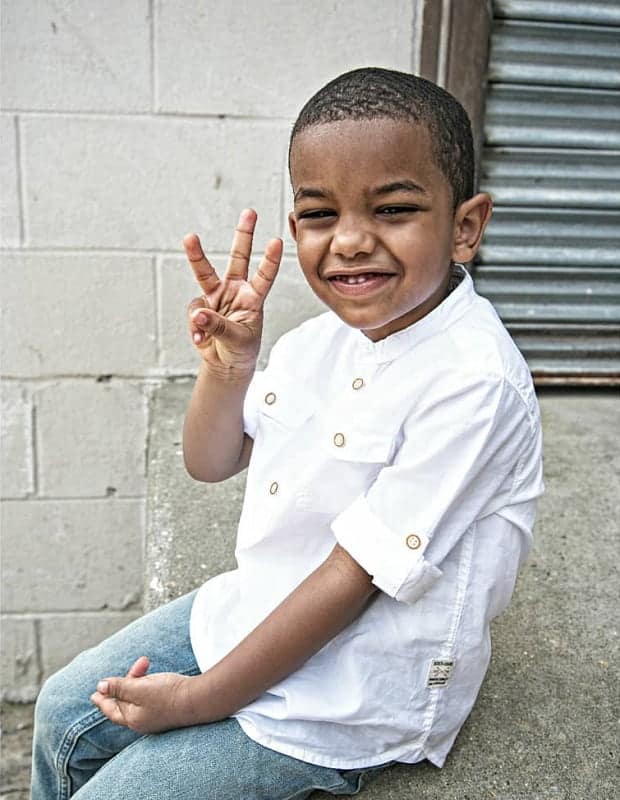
[184,209,283,374]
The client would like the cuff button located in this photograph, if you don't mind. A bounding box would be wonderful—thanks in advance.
[406,534,422,550]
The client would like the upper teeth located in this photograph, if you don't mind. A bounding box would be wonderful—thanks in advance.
[339,274,370,284]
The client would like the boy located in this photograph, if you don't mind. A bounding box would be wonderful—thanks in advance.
[32,68,544,799]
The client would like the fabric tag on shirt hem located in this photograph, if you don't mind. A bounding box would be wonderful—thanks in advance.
[427,659,455,687]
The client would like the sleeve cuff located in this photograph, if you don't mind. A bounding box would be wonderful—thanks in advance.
[242,370,265,440]
[331,495,443,605]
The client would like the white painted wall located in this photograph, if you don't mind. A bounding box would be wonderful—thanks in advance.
[0,0,421,699]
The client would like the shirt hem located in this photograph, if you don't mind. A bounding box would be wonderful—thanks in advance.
[234,714,431,770]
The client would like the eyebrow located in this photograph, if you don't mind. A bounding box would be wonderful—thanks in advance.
[293,179,428,203]
[371,180,428,197]
[293,186,328,202]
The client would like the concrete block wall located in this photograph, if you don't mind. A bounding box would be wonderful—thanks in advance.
[1,0,423,700]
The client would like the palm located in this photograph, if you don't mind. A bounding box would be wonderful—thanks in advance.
[184,209,282,371]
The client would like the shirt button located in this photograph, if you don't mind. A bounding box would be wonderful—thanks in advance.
[333,432,346,448]
[352,377,364,390]
[406,534,422,550]
[264,392,276,405]
[269,481,279,495]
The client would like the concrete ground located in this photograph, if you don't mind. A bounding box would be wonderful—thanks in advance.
[2,390,618,799]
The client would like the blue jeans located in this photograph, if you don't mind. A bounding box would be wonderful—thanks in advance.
[31,591,393,799]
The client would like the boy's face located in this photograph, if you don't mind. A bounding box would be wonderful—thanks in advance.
[288,118,472,341]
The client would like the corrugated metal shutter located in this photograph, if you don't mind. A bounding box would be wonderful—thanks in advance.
[475,0,620,384]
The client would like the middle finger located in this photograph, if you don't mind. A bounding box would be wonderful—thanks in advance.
[225,208,257,281]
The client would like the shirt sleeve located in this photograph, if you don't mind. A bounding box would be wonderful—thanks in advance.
[331,374,539,605]
[242,369,265,440]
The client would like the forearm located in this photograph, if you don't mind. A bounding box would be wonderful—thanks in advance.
[183,360,254,482]
[184,544,377,725]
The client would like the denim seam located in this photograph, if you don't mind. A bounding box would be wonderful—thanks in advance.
[55,708,109,800]
[280,779,351,800]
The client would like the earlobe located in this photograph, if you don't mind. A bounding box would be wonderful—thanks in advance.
[452,193,493,264]
[288,212,298,242]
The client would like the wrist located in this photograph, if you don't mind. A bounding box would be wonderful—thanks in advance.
[199,358,256,386]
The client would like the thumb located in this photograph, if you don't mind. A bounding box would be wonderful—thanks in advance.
[193,307,251,347]
[97,676,130,701]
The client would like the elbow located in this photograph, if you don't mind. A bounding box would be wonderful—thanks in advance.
[182,452,220,483]
[182,452,242,483]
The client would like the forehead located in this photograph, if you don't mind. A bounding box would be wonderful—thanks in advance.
[289,118,447,194]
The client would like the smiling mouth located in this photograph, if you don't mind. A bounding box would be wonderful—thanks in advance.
[327,272,394,295]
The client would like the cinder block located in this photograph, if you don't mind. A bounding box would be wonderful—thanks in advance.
[0,253,156,377]
[0,617,39,702]
[156,0,413,117]
[0,382,33,498]
[0,115,20,246]
[158,254,324,373]
[22,116,288,251]
[1,499,144,612]
[35,381,148,497]
[1,0,151,112]
[39,611,140,681]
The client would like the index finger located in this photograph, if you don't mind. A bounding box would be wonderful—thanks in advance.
[183,233,220,295]
[225,208,257,281]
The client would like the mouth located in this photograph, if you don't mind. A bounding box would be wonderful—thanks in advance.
[326,271,395,296]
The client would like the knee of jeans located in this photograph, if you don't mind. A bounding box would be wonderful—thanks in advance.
[34,665,87,747]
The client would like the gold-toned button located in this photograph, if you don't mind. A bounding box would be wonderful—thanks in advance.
[352,377,364,390]
[406,534,422,550]
[269,481,279,495]
[264,392,276,405]
[333,432,345,447]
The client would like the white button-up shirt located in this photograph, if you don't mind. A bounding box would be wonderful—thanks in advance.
[189,266,544,769]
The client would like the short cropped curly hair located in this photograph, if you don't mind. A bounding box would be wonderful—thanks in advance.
[289,67,474,209]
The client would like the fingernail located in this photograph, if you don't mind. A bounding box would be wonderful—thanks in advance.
[193,332,202,344]
[194,312,208,325]
[97,680,108,693]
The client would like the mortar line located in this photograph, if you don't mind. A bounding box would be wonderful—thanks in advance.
[149,0,157,113]
[14,115,26,246]
[0,374,197,382]
[0,246,244,257]
[2,610,144,619]
[1,495,147,502]
[153,254,163,366]
[33,617,44,688]
[30,389,39,496]
[2,109,293,123]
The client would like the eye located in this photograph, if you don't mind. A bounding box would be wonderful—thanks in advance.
[298,209,335,220]
[378,205,418,216]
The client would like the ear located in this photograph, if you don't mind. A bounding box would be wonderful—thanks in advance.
[451,192,493,264]
[288,211,298,242]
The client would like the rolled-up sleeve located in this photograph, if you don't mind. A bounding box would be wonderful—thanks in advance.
[331,374,536,604]
[242,369,265,440]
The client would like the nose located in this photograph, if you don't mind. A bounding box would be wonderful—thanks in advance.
[330,216,375,259]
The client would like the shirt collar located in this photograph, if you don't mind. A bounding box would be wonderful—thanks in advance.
[349,263,476,365]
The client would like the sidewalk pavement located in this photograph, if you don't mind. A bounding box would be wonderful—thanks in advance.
[2,389,618,800]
